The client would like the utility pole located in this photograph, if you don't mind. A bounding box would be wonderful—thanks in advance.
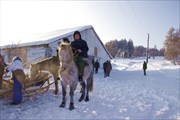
[146,33,149,63]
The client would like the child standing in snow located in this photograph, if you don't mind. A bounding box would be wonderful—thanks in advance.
[6,56,26,105]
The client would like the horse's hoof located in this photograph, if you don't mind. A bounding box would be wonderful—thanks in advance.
[78,95,85,102]
[69,103,74,110]
[53,91,58,95]
[59,102,66,108]
[85,96,89,102]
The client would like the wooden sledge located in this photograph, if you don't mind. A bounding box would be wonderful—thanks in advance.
[0,71,54,98]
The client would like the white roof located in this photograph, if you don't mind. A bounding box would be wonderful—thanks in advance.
[1,25,92,48]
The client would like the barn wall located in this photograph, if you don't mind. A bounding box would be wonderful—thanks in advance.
[27,46,45,63]
[77,29,110,67]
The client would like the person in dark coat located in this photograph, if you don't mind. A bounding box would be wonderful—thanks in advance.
[6,56,26,105]
[94,60,100,73]
[143,61,147,76]
[71,31,89,82]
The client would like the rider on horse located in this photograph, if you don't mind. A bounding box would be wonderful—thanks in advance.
[71,31,89,82]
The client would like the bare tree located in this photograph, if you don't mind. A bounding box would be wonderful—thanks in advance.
[164,27,180,64]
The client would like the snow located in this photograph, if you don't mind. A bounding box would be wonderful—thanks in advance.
[0,57,179,119]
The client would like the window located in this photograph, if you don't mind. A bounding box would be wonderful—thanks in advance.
[94,47,98,56]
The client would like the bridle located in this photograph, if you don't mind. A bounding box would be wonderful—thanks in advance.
[58,44,80,71]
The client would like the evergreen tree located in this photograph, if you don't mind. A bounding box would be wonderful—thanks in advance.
[127,39,134,57]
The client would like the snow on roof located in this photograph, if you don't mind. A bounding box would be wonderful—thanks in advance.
[1,25,92,48]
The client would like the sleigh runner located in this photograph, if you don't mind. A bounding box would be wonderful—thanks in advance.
[0,71,54,98]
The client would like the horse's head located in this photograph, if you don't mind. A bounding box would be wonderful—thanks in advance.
[58,43,73,70]
[30,63,38,80]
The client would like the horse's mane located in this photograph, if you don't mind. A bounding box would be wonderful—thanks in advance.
[58,42,74,61]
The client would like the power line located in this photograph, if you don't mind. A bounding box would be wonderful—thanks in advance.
[127,1,147,34]
[116,1,139,31]
[116,0,148,36]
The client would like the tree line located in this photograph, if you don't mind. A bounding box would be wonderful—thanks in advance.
[105,39,164,58]
[105,27,179,63]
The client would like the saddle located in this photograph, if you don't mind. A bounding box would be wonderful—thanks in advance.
[83,59,89,67]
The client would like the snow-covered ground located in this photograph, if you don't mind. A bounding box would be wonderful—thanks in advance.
[0,57,179,119]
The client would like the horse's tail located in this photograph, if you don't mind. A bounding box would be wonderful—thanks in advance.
[89,73,93,92]
[83,58,93,92]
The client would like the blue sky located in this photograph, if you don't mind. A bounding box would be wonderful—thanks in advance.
[0,1,179,49]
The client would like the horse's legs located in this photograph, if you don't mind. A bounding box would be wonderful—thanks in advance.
[0,68,4,89]
[85,82,89,102]
[105,71,108,77]
[59,82,66,108]
[69,85,75,110]
[107,72,110,77]
[104,72,106,78]
[0,79,2,89]
[79,81,85,102]
[54,77,59,95]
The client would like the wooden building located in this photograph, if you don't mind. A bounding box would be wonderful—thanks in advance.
[0,25,112,68]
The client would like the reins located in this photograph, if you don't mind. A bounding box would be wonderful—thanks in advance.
[71,47,80,58]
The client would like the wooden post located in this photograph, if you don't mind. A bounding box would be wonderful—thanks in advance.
[146,34,149,63]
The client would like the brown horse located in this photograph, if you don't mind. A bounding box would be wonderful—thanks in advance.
[30,56,60,94]
[103,60,112,78]
[58,42,93,110]
[0,55,7,89]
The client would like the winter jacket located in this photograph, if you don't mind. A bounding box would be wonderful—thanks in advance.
[71,39,89,58]
[6,58,26,85]
[6,60,23,72]
[143,62,147,70]
[94,61,100,68]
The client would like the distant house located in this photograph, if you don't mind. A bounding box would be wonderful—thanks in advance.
[0,25,112,68]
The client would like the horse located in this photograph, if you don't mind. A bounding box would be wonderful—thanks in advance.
[0,55,7,89]
[30,56,60,94]
[58,42,93,110]
[103,60,112,78]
